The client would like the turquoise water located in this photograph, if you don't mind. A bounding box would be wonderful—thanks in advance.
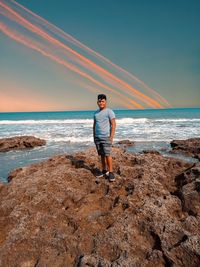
[0,108,199,182]
[0,107,200,120]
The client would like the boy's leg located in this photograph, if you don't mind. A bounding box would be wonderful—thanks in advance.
[106,156,115,181]
[101,155,107,170]
[106,156,113,172]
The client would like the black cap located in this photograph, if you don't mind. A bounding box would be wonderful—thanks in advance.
[97,94,107,100]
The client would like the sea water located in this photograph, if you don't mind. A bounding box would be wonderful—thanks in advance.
[0,108,199,182]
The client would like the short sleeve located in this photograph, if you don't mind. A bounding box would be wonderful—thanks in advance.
[108,109,115,120]
[93,111,96,121]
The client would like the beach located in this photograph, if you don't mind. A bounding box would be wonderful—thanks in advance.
[0,108,200,182]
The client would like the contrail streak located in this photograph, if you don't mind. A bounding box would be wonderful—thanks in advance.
[12,0,171,107]
[12,0,170,107]
[0,0,171,109]
[0,1,161,108]
[0,22,142,109]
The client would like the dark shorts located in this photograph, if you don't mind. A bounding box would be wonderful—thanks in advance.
[94,136,112,156]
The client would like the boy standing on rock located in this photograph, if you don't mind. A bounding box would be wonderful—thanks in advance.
[93,94,116,182]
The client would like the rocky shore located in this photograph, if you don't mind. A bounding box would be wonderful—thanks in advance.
[0,137,200,266]
[0,136,46,152]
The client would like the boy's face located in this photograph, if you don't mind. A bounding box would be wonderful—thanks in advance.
[97,98,106,109]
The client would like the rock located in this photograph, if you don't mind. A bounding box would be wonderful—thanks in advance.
[0,182,5,192]
[142,150,161,155]
[173,162,200,217]
[77,254,111,267]
[170,137,200,159]
[117,140,134,146]
[175,162,200,188]
[0,136,46,152]
[182,182,200,216]
[0,147,199,266]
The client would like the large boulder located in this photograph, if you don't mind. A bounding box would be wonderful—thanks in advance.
[0,147,199,266]
[0,136,46,152]
[170,138,200,160]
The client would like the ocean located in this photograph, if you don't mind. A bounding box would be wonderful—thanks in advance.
[0,108,200,182]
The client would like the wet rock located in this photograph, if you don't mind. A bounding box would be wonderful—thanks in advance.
[0,136,46,152]
[142,150,161,155]
[0,147,199,266]
[117,140,134,146]
[170,137,200,159]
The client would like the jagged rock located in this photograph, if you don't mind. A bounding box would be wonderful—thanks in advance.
[117,140,134,146]
[0,136,46,152]
[170,137,200,159]
[182,182,200,216]
[175,162,200,187]
[173,162,200,218]
[0,147,199,266]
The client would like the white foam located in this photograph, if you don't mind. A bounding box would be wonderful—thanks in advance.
[3,117,199,126]
[0,119,93,125]
[117,118,149,124]
[0,116,199,144]
[0,118,150,125]
[155,118,200,122]
[47,136,93,143]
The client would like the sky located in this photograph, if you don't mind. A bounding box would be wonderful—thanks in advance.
[0,0,200,112]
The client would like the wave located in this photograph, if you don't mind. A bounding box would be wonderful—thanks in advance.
[154,118,200,122]
[0,119,93,125]
[117,118,149,124]
[0,118,200,127]
[52,136,94,143]
[0,118,150,125]
[47,137,171,143]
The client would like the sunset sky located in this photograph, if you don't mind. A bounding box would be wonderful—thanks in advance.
[0,0,200,112]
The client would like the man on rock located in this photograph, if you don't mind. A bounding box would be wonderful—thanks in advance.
[93,94,116,182]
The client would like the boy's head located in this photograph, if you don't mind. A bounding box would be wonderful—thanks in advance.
[98,94,106,101]
[97,94,107,110]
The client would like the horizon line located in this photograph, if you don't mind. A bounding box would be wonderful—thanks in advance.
[0,107,200,114]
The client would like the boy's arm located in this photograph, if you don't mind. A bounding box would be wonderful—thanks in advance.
[93,120,96,138]
[110,118,116,143]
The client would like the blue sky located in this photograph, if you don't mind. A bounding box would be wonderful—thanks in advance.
[0,0,199,111]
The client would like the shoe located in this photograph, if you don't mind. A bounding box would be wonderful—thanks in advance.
[95,169,109,178]
[108,172,115,182]
[103,170,109,178]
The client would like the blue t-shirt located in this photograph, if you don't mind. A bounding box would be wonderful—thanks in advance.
[94,108,115,138]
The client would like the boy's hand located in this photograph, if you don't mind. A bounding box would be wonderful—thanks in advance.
[109,136,113,143]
